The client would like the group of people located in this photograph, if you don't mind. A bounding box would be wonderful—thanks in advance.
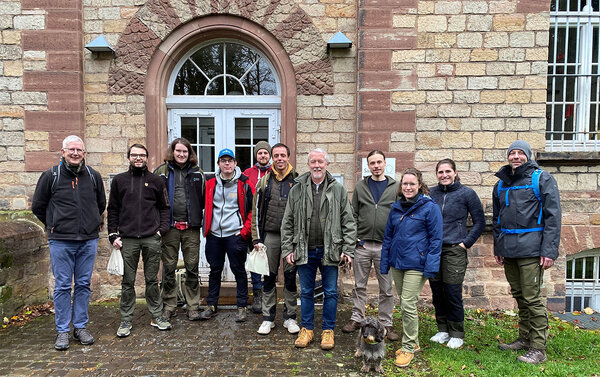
[32,135,561,367]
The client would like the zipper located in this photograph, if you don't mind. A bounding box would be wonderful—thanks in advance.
[441,191,447,217]
[137,173,143,238]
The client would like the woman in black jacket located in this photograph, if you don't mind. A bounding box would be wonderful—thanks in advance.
[428,159,485,349]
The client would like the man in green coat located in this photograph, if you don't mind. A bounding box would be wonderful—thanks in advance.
[281,148,356,351]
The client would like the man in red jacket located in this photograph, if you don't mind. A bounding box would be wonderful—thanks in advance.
[201,148,253,322]
[243,140,271,313]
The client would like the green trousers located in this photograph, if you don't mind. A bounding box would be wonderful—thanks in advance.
[391,268,427,353]
[120,235,163,322]
[160,227,201,311]
[503,257,548,350]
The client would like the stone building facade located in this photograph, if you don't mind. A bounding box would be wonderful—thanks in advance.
[1,0,599,311]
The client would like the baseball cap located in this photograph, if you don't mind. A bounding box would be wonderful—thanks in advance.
[218,148,235,159]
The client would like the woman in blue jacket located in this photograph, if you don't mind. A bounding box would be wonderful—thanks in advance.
[381,168,443,368]
[429,159,485,349]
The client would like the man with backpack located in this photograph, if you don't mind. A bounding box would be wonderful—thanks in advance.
[493,140,561,364]
[32,135,106,350]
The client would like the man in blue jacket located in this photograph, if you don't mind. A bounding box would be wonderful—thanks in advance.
[493,140,561,364]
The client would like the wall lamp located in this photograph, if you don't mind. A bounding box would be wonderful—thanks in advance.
[327,31,352,50]
[85,35,115,54]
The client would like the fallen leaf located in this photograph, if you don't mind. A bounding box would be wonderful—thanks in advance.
[584,307,594,315]
[461,364,467,370]
[573,311,581,315]
[504,310,517,317]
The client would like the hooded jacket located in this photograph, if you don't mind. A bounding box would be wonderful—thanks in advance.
[243,164,271,194]
[154,161,205,228]
[204,167,253,240]
[281,171,356,266]
[351,175,398,243]
[492,160,561,260]
[32,160,105,241]
[107,165,170,239]
[429,180,485,248]
[380,194,443,278]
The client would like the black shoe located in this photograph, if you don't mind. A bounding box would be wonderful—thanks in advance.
[235,307,247,322]
[251,289,262,314]
[54,332,69,351]
[498,338,530,351]
[74,328,94,345]
[199,305,217,320]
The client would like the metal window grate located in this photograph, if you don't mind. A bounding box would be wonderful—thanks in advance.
[565,251,600,312]
[547,0,600,151]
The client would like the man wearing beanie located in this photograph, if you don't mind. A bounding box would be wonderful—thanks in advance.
[492,140,561,364]
[243,140,272,313]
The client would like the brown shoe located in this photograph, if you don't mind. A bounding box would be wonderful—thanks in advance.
[321,329,335,350]
[386,326,399,341]
[295,328,314,348]
[342,320,360,333]
[395,350,414,367]
[396,344,420,355]
[498,338,530,351]
[187,309,200,321]
[517,348,547,364]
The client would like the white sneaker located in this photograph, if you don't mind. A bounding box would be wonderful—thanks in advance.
[257,321,275,335]
[447,337,464,349]
[283,318,300,334]
[430,331,450,344]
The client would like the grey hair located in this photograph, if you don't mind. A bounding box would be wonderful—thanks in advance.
[62,135,85,151]
[308,148,330,163]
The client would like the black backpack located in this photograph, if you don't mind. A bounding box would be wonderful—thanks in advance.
[50,163,98,194]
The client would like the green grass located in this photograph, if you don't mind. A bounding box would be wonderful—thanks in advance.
[380,308,600,377]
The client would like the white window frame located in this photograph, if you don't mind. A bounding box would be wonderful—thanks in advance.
[566,249,600,312]
[547,2,600,151]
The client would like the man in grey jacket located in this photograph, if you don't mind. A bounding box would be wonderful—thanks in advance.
[281,148,356,350]
[342,150,399,341]
[493,140,561,364]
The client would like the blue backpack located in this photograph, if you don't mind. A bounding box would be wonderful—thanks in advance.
[497,169,543,234]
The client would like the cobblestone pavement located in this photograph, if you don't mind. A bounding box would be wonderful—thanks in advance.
[0,301,385,377]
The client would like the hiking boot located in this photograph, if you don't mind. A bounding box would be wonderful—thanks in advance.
[386,326,399,341]
[187,309,200,321]
[54,332,69,350]
[517,348,547,364]
[199,306,217,320]
[342,320,360,333]
[430,331,450,344]
[321,329,335,350]
[283,318,300,334]
[73,328,94,345]
[251,289,262,314]
[257,320,275,335]
[162,308,176,319]
[235,307,247,322]
[150,316,172,331]
[294,328,314,348]
[396,344,420,355]
[116,321,132,338]
[447,337,464,349]
[498,338,530,351]
[395,350,415,367]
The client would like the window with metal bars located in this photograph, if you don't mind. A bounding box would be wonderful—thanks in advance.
[547,0,600,151]
[565,249,600,312]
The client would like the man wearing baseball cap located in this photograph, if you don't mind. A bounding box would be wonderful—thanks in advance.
[200,148,253,322]
[492,140,561,364]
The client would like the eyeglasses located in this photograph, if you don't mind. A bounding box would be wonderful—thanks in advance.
[219,158,234,164]
[130,153,147,159]
[65,148,84,154]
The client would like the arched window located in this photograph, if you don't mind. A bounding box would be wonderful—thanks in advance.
[566,248,600,311]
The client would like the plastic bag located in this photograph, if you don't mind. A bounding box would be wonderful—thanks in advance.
[246,243,269,275]
[107,248,124,276]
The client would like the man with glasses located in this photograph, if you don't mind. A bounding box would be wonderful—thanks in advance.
[108,144,171,337]
[33,135,106,350]
[200,148,253,322]
[154,138,205,321]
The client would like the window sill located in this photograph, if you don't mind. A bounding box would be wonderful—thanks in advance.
[536,151,600,166]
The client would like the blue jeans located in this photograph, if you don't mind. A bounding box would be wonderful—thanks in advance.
[250,272,263,291]
[49,238,98,333]
[297,248,338,330]
[205,234,249,308]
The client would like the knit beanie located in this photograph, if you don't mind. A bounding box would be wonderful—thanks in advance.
[255,140,271,158]
[507,140,532,161]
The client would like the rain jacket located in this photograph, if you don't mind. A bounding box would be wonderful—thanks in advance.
[492,160,561,260]
[380,194,443,278]
[281,171,356,266]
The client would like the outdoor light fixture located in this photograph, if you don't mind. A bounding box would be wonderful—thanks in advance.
[85,35,115,53]
[327,31,352,50]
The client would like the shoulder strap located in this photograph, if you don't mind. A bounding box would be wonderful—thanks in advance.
[531,169,542,203]
[85,165,98,191]
[50,165,60,194]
